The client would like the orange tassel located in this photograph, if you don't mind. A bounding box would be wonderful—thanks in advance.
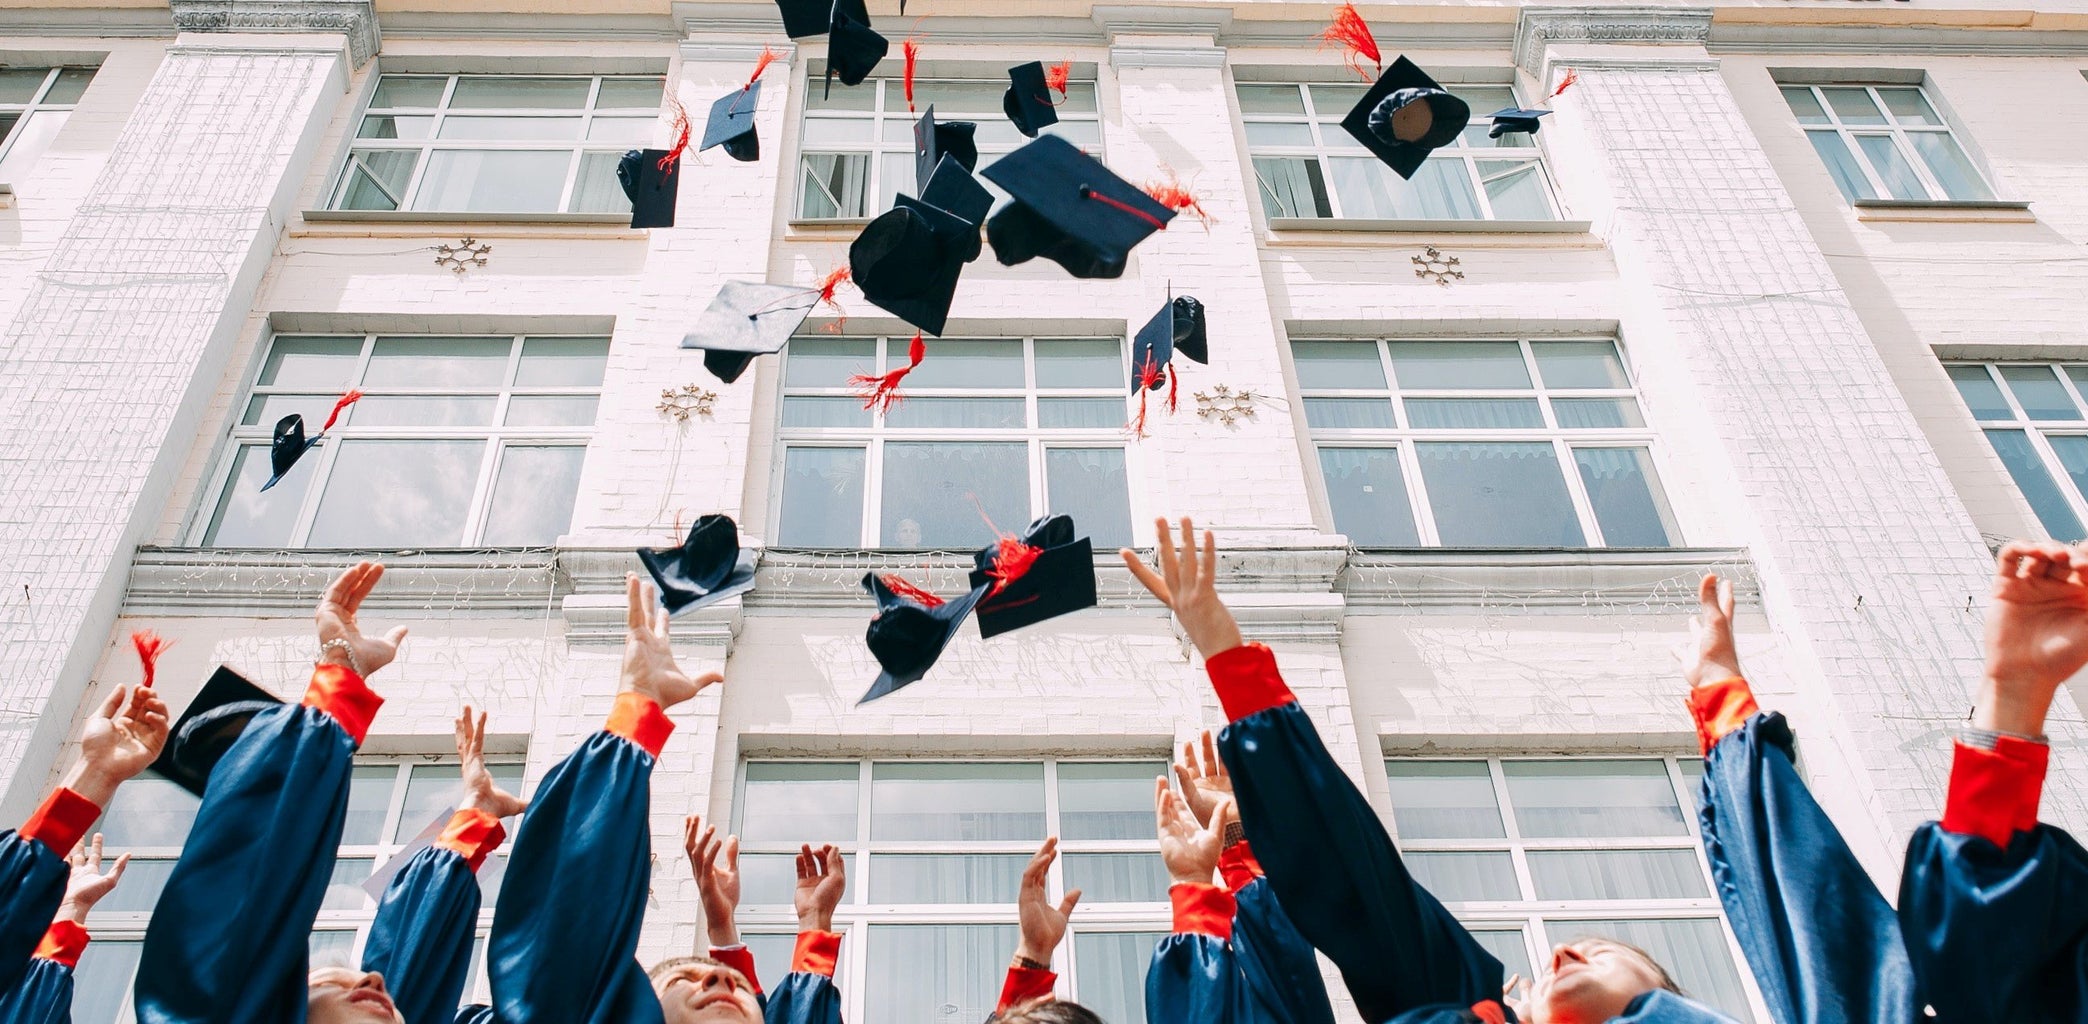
[656,98,692,170]
[1044,60,1072,96]
[1146,175,1215,229]
[880,574,946,607]
[746,47,778,91]
[1167,364,1179,414]
[903,38,921,112]
[130,630,168,689]
[849,333,926,413]
[984,535,1043,598]
[1548,67,1579,99]
[320,390,363,432]
[1130,389,1150,439]
[1319,3,1381,82]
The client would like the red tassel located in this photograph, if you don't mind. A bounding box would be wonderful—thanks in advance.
[1167,364,1179,414]
[130,630,168,689]
[1130,389,1150,439]
[320,389,363,432]
[816,266,852,313]
[1548,67,1579,100]
[1319,3,1381,82]
[1044,60,1072,96]
[1145,174,1214,229]
[903,38,921,113]
[880,574,946,607]
[1083,189,1168,231]
[746,46,779,91]
[1136,355,1166,393]
[656,98,692,170]
[849,333,926,413]
[985,536,1043,598]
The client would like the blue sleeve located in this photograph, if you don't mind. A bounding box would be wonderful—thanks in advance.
[133,701,360,1024]
[1695,711,1916,1024]
[0,958,73,1024]
[762,972,842,1024]
[1146,933,1245,1024]
[363,845,483,1024]
[1898,820,2088,1021]
[0,837,67,997]
[1231,876,1337,1024]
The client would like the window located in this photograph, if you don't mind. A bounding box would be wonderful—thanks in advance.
[796,73,1101,220]
[201,333,608,548]
[0,66,93,183]
[733,760,1168,1024]
[75,758,526,1023]
[1236,80,1558,222]
[1947,361,2088,541]
[1295,338,1678,547]
[775,336,1136,549]
[1385,757,1755,1021]
[1780,84,1992,203]
[331,74,663,214]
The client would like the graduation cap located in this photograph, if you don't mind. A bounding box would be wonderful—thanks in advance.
[1002,61,1059,139]
[682,280,821,384]
[850,191,979,338]
[913,106,979,193]
[1155,294,1207,365]
[1129,298,1188,436]
[701,80,763,163]
[263,390,361,492]
[1487,106,1550,138]
[823,7,889,100]
[1339,56,1471,181]
[638,514,759,616]
[149,666,282,797]
[859,573,988,704]
[981,134,1176,281]
[774,0,863,39]
[617,148,681,228]
[966,515,1097,639]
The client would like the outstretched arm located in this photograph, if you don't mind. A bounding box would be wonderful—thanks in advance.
[760,844,847,1024]
[0,835,129,1024]
[1144,780,1246,1024]
[989,838,1081,1017]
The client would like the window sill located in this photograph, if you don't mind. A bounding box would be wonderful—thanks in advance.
[300,210,639,227]
[1340,547,1754,611]
[1263,217,1599,246]
[1851,199,2034,224]
[785,217,870,240]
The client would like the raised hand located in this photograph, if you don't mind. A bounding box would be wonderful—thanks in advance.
[66,682,170,806]
[685,815,742,946]
[1156,776,1226,886]
[1172,730,1233,829]
[1683,574,1743,689]
[1015,837,1081,966]
[316,561,409,677]
[1120,517,1244,660]
[622,574,720,711]
[55,834,128,925]
[794,843,846,934]
[1978,541,2088,736]
[455,707,526,820]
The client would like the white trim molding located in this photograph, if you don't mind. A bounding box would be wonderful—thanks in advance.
[1513,6,1714,77]
[171,0,380,67]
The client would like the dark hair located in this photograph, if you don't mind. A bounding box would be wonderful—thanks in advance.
[648,955,751,988]
[992,997,1108,1024]
[1573,938,1684,995]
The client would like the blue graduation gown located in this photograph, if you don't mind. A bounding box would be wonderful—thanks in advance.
[1145,883,1271,1024]
[710,933,847,1024]
[0,791,96,996]
[0,958,72,1024]
[362,835,491,1024]
[1224,849,1337,1024]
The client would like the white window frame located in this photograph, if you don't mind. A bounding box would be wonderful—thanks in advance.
[1947,360,2088,540]
[192,332,606,549]
[0,66,94,182]
[1297,337,1681,548]
[772,335,1142,549]
[1780,83,1993,203]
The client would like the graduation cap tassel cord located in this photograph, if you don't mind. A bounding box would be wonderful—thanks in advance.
[1320,3,1382,82]
[320,389,363,432]
[1082,187,1169,231]
[131,630,168,688]
[1167,363,1179,414]
[903,38,920,113]
[983,534,1043,598]
[745,47,779,91]
[1146,176,1214,229]
[657,98,692,172]
[1044,61,1072,98]
[849,332,925,412]
[816,265,853,316]
[1549,67,1580,100]
[878,574,945,607]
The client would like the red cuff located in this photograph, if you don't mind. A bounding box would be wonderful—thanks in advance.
[33,921,87,968]
[1942,738,2050,847]
[1170,882,1236,940]
[301,663,383,746]
[1206,643,1296,722]
[1686,676,1760,756]
[19,789,98,856]
[996,964,1058,1013]
[605,692,673,758]
[1470,1000,1508,1024]
[792,929,842,978]
[434,808,507,872]
[709,945,762,996]
[1218,841,1265,893]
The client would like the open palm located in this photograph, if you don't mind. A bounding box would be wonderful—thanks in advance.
[1156,777,1225,885]
[317,562,409,676]
[1987,541,2088,696]
[622,574,718,711]
[78,685,169,784]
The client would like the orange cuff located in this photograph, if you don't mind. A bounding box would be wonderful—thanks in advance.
[19,789,99,856]
[1942,738,2050,848]
[1686,677,1760,756]
[1470,1000,1508,1024]
[792,929,842,978]
[709,945,762,995]
[33,921,87,968]
[1207,643,1296,723]
[301,663,383,746]
[434,808,507,872]
[1218,841,1265,893]
[997,964,1058,1012]
[1170,882,1236,940]
[606,692,674,757]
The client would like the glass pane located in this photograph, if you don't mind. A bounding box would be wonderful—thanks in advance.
[2041,436,2088,531]
[450,76,591,109]
[1906,131,1992,200]
[204,444,314,547]
[336,149,417,211]
[742,933,800,995]
[898,339,1024,388]
[1949,365,2011,419]
[1384,760,1504,839]
[372,76,447,108]
[586,116,654,144]
[1528,849,1709,900]
[323,858,375,910]
[1244,121,1316,147]
[1073,932,1165,1023]
[1058,762,1166,840]
[1415,442,1585,547]
[876,150,911,214]
[1575,447,1678,548]
[1308,84,1368,115]
[1406,851,1521,902]
[482,446,586,545]
[309,930,358,967]
[479,853,508,903]
[741,762,859,842]
[1854,134,1928,200]
[870,854,1027,903]
[1781,86,1829,125]
[48,70,96,107]
[912,80,1007,114]
[1550,919,1753,1023]
[1036,339,1124,388]
[364,336,512,387]
[1388,342,1531,390]
[596,78,666,109]
[352,396,498,427]
[1552,398,1645,429]
[307,439,486,547]
[1822,86,1886,124]
[436,115,582,140]
[1404,398,1544,429]
[805,78,876,110]
[777,447,866,547]
[787,338,877,388]
[341,765,399,845]
[356,115,435,140]
[1304,399,1397,429]
[1470,930,1533,984]
[1503,760,1687,838]
[800,153,869,219]
[1478,161,1554,220]
[740,852,857,906]
[570,150,632,213]
[1805,130,1878,202]
[2000,366,2080,420]
[882,397,1026,429]
[1062,853,1170,902]
[1987,430,2087,541]
[1292,342,1387,389]
[1533,342,1630,389]
[0,109,66,181]
[1252,157,1331,219]
[414,150,572,212]
[394,763,522,841]
[783,397,873,428]
[1454,87,1516,146]
[1879,87,1942,125]
[242,393,338,427]
[1046,448,1133,549]
[0,68,49,103]
[865,924,1018,1024]
[74,939,143,1024]
[1387,158,1484,220]
[1038,399,1125,429]
[870,762,1045,841]
[92,857,175,912]
[516,336,610,385]
[1235,84,1306,115]
[96,777,200,847]
[504,395,600,426]
[1318,447,1421,546]
[879,442,1029,548]
[1326,156,1399,219]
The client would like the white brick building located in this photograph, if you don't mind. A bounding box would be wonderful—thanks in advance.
[2,0,2084,1020]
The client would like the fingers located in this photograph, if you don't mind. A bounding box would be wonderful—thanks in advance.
[384,625,409,649]
[351,563,387,611]
[1717,578,1735,620]
[1154,775,1170,834]
[1120,548,1172,605]
[654,601,671,640]
[87,833,102,873]
[1023,837,1059,887]
[694,671,726,690]
[1200,731,1219,779]
[1697,574,1718,609]
[796,844,815,880]
[1153,517,1179,593]
[1057,889,1081,918]
[1201,530,1217,592]
[722,834,740,870]
[107,852,128,884]
[822,844,843,880]
[95,685,125,721]
[626,573,644,631]
[474,711,488,753]
[1171,760,1197,798]
[1177,518,1199,593]
[322,562,365,610]
[683,815,701,856]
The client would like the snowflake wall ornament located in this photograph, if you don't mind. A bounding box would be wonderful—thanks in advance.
[434,238,492,274]
[1195,384,1257,426]
[657,384,717,422]
[1411,245,1464,286]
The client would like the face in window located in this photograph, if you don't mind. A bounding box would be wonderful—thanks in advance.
[1521,939,1675,1024]
[651,959,762,1023]
[307,968,405,1024]
[893,517,923,547]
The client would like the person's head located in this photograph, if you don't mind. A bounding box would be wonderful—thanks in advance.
[650,956,762,1024]
[307,967,404,1024]
[1521,939,1681,1024]
[993,997,1107,1024]
[895,518,923,547]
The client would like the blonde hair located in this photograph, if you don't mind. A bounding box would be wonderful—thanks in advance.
[647,955,752,989]
[993,997,1107,1024]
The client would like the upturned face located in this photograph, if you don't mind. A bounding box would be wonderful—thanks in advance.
[1522,940,1670,1024]
[653,961,763,1024]
[306,968,405,1024]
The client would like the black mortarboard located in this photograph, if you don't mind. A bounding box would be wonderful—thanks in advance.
[265,415,316,492]
[702,81,763,163]
[823,8,888,100]
[967,515,1097,639]
[1148,294,1208,366]
[617,148,680,228]
[1487,106,1550,138]
[981,134,1175,281]
[774,0,862,39]
[639,514,759,616]
[913,106,979,193]
[850,193,977,337]
[860,573,988,703]
[1340,56,1471,181]
[1003,61,1059,139]
[149,666,281,797]
[1132,302,1176,390]
[921,155,993,228]
[683,281,819,383]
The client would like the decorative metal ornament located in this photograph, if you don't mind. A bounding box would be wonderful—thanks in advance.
[434,238,493,274]
[657,384,718,422]
[1411,245,1464,286]
[1194,384,1258,426]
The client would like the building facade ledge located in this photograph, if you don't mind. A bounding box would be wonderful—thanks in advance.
[171,0,379,67]
[1340,547,1757,613]
[1852,199,2035,224]
[300,210,637,228]
[1513,6,1714,76]
[1264,218,1598,243]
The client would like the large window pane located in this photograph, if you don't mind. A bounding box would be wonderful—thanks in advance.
[1986,429,2086,541]
[1999,365,2080,420]
[1906,131,1991,201]
[1319,447,1420,546]
[899,339,1025,389]
[742,763,860,843]
[340,765,400,845]
[1046,448,1133,550]
[882,398,1026,429]
[1057,762,1164,840]
[570,151,632,213]
[1304,399,1397,429]
[1038,399,1125,429]
[337,150,416,211]
[1388,342,1531,390]
[777,447,866,547]
[1407,851,1520,902]
[1853,134,1927,200]
[1528,849,1709,900]
[1073,932,1165,1023]
[364,336,512,387]
[1062,854,1169,902]
[1822,87,1886,124]
[1415,442,1584,547]
[372,76,446,108]
[870,763,1045,841]
[1035,339,1124,388]
[437,115,582,140]
[865,924,1018,1024]
[1470,930,1532,983]
[0,68,49,103]
[415,150,571,212]
[1385,760,1504,839]
[1478,161,1554,220]
[1293,342,1388,389]
[504,396,600,427]
[1533,342,1630,389]
[96,777,201,847]
[740,852,857,906]
[259,336,363,387]
[801,154,869,218]
[307,440,485,547]
[324,858,376,910]
[1326,156,1399,219]
[204,444,315,547]
[516,337,610,386]
[395,763,523,842]
[73,939,143,1024]
[449,76,590,109]
[1804,130,1877,202]
[871,854,1028,903]
[1948,365,2011,419]
[2042,436,2088,521]
[1503,760,1687,838]
[1252,157,1331,219]
[1551,919,1752,1022]
[1780,86,1828,123]
[93,857,175,912]
[1552,398,1645,429]
[480,446,585,546]
[879,442,1029,548]
[1405,398,1544,429]
[788,338,877,388]
[1574,447,1678,547]
[353,396,498,427]
[784,397,874,429]
[1236,84,1307,114]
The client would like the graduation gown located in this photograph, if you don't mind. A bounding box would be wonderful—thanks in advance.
[0,923,86,1024]
[1687,678,1916,1024]
[132,663,383,1024]
[708,932,847,1024]
[1145,882,1271,1024]
[359,809,507,1024]
[0,790,98,995]
[1222,843,1337,1024]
